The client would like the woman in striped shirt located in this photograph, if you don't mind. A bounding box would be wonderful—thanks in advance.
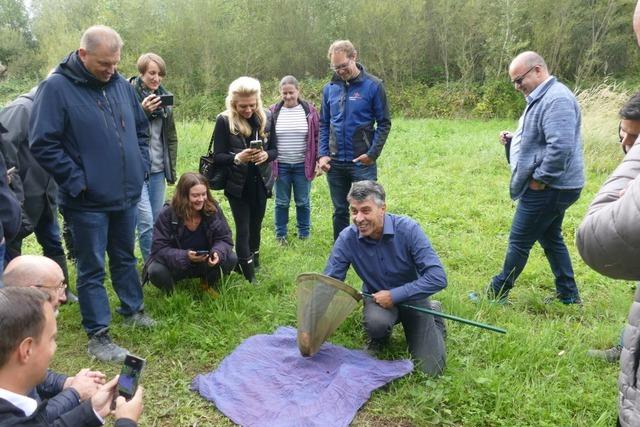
[269,76,320,244]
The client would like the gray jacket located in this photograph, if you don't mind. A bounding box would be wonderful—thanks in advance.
[510,77,584,200]
[575,142,640,426]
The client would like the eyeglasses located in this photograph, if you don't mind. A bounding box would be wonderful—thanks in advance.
[511,65,537,85]
[33,280,67,293]
[330,59,351,72]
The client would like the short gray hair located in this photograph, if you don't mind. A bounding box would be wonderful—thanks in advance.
[80,25,123,53]
[279,75,299,89]
[347,180,386,207]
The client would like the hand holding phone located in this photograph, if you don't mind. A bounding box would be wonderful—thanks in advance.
[249,139,263,150]
[117,355,145,400]
[159,94,174,107]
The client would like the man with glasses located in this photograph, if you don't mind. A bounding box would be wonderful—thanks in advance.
[2,255,110,423]
[318,40,391,241]
[487,51,584,304]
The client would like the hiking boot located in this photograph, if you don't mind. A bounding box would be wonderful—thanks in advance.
[430,300,447,340]
[587,345,622,363]
[275,237,288,246]
[87,328,128,363]
[363,338,388,356]
[123,311,157,328]
[200,279,220,299]
[543,293,582,305]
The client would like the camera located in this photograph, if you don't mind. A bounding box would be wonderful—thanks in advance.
[117,354,145,400]
[249,140,263,150]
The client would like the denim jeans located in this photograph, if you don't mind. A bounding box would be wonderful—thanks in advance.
[274,162,311,239]
[491,187,582,301]
[66,205,144,336]
[136,182,153,262]
[363,297,446,376]
[5,204,65,262]
[326,161,377,240]
[148,172,167,220]
[0,241,4,287]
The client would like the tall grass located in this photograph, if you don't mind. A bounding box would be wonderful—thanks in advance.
[20,92,632,425]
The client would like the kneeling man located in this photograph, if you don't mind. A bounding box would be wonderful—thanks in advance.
[323,181,447,376]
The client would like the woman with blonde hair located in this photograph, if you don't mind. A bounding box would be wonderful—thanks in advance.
[213,77,277,282]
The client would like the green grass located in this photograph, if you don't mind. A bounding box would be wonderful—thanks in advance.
[21,115,629,426]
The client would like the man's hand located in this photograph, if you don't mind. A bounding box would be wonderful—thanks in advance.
[528,179,546,191]
[115,386,144,423]
[353,154,374,165]
[372,290,394,309]
[499,131,513,146]
[208,251,220,267]
[64,368,106,401]
[318,156,332,172]
[91,376,119,418]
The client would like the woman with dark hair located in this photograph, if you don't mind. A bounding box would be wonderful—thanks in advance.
[270,75,319,243]
[130,52,179,262]
[144,172,236,295]
[213,77,276,283]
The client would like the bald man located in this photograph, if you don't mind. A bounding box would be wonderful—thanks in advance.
[29,25,154,362]
[4,255,67,313]
[2,255,108,422]
[487,51,584,305]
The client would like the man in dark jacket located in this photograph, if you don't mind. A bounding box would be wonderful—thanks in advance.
[29,25,155,363]
[0,124,21,285]
[0,287,143,426]
[0,87,77,303]
[318,40,392,241]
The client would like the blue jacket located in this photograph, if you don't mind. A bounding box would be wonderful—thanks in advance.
[319,63,391,162]
[29,51,150,211]
[509,77,584,200]
[0,126,21,242]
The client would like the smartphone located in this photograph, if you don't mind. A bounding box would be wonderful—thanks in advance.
[194,250,210,256]
[249,140,263,150]
[159,94,174,106]
[117,354,145,400]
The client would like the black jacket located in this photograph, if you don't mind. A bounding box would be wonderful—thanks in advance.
[0,397,136,427]
[0,125,21,243]
[212,112,277,198]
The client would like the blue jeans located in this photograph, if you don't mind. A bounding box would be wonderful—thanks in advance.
[0,241,4,287]
[136,173,166,262]
[326,161,377,240]
[491,187,582,302]
[274,162,311,239]
[66,205,144,336]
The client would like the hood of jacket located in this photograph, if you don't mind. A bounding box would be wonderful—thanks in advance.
[55,51,118,88]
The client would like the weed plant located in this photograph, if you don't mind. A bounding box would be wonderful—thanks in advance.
[19,88,631,426]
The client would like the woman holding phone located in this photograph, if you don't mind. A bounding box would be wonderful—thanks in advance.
[269,75,319,243]
[130,52,178,262]
[213,77,277,283]
[144,172,236,295]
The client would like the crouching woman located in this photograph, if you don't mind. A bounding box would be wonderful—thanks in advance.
[144,172,237,294]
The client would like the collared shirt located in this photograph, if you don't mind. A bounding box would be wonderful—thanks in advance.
[323,213,447,304]
[526,76,554,105]
[0,387,38,417]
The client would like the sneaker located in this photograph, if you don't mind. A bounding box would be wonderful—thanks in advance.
[64,288,79,304]
[543,293,582,305]
[87,328,128,363]
[429,300,447,340]
[123,311,157,328]
[587,345,622,362]
[275,237,288,246]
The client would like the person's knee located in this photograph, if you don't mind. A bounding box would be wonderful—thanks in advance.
[364,317,393,340]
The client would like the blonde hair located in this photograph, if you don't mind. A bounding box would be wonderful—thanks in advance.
[223,76,266,137]
[137,53,166,76]
[327,40,356,60]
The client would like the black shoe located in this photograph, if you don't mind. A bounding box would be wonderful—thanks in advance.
[363,338,388,356]
[238,257,256,284]
[252,251,260,270]
[587,345,622,362]
[87,328,128,363]
[544,293,582,305]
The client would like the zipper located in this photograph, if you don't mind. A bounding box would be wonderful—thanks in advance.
[103,89,127,205]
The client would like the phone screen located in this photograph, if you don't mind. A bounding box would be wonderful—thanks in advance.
[249,140,263,150]
[117,355,145,400]
[159,95,174,106]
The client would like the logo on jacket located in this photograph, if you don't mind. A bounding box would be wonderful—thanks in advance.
[348,91,362,101]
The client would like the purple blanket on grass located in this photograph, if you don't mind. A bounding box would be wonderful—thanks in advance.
[191,326,413,427]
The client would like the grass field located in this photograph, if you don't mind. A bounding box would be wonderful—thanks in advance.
[22,100,632,426]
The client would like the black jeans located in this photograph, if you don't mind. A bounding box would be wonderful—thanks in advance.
[227,186,267,261]
[148,253,237,294]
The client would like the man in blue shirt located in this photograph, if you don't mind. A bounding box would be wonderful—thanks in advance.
[318,40,391,241]
[323,181,447,376]
[488,51,584,304]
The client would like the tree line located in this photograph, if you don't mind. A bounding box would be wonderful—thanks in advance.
[1,0,638,119]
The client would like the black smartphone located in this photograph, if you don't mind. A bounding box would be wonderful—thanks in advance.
[194,250,210,256]
[159,94,174,106]
[117,354,145,400]
[249,140,263,150]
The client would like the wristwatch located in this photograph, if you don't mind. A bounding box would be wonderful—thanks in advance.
[233,154,241,165]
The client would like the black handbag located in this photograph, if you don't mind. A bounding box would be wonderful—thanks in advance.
[199,127,228,190]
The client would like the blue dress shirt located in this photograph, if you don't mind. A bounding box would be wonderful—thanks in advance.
[323,213,447,303]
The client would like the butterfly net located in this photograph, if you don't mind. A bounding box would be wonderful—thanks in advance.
[296,273,362,357]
